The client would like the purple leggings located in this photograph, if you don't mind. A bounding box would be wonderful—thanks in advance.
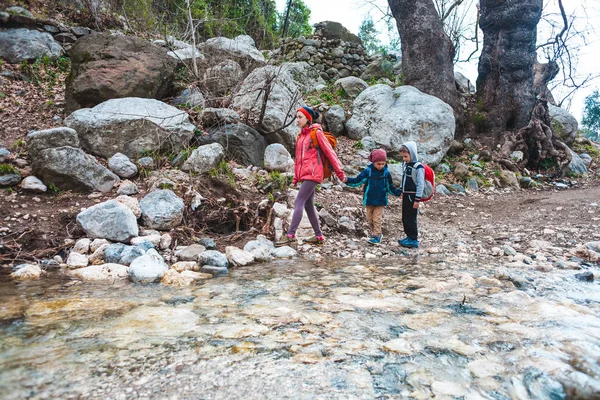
[288,180,322,237]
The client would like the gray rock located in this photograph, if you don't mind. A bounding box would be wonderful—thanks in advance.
[503,245,517,256]
[334,76,368,99]
[579,153,592,166]
[454,71,475,94]
[263,144,293,172]
[10,264,42,280]
[359,136,379,151]
[167,47,206,63]
[33,147,119,193]
[129,249,169,284]
[549,104,578,144]
[77,200,139,242]
[0,148,10,163]
[181,143,225,174]
[338,216,356,233]
[498,170,520,189]
[436,184,452,195]
[0,28,63,64]
[510,151,524,162]
[203,60,243,96]
[199,250,229,269]
[71,26,92,37]
[108,153,138,179]
[271,246,297,258]
[26,127,80,159]
[198,124,267,167]
[104,243,127,264]
[0,174,21,187]
[318,208,337,227]
[346,85,455,165]
[278,62,326,93]
[435,163,451,174]
[175,244,206,261]
[201,35,266,68]
[6,6,33,17]
[139,189,185,230]
[201,108,241,127]
[65,98,196,159]
[137,157,154,169]
[200,265,229,276]
[172,88,205,108]
[72,264,129,281]
[198,238,217,250]
[453,162,469,179]
[243,241,272,262]
[566,149,588,176]
[386,164,404,186]
[448,183,466,193]
[117,180,139,195]
[19,176,47,192]
[466,178,479,192]
[324,105,346,136]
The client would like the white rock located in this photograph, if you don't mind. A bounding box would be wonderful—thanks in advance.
[159,233,172,250]
[108,153,138,178]
[171,261,199,272]
[129,249,169,284]
[90,238,110,253]
[180,270,212,280]
[131,235,161,247]
[67,252,89,268]
[225,246,255,267]
[271,246,297,258]
[73,238,91,254]
[115,195,142,218]
[10,264,43,280]
[19,176,47,192]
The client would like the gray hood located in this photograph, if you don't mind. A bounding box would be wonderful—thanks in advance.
[402,141,419,163]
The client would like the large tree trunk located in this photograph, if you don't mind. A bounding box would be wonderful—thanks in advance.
[533,58,559,105]
[476,0,543,133]
[388,0,461,124]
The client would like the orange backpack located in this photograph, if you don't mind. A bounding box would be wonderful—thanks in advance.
[305,128,337,179]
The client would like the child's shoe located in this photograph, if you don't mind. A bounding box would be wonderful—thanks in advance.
[304,235,325,246]
[398,237,410,246]
[276,234,297,247]
[368,234,383,245]
[400,238,419,248]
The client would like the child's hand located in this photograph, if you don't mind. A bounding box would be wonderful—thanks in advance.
[413,201,420,209]
[342,176,347,183]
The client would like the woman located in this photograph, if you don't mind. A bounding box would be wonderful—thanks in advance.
[275,106,346,247]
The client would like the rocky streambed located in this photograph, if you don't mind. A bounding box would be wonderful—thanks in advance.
[1,253,599,399]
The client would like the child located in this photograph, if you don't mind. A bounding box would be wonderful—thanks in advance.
[345,149,401,245]
[398,141,425,248]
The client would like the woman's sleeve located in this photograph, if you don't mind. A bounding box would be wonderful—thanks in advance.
[315,128,346,181]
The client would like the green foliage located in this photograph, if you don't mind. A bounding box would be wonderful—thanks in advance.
[47,183,60,193]
[539,156,558,170]
[353,141,364,150]
[358,16,381,55]
[208,160,236,186]
[158,181,174,190]
[582,90,600,141]
[0,164,19,175]
[280,0,312,38]
[18,56,71,94]
[470,112,486,131]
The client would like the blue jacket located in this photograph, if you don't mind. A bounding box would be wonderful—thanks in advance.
[346,164,402,206]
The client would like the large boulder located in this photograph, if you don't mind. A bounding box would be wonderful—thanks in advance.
[567,148,588,176]
[324,105,346,136]
[77,200,139,242]
[279,62,326,93]
[548,104,578,145]
[33,146,119,193]
[263,144,293,172]
[0,28,63,64]
[139,189,185,230]
[232,65,303,149]
[334,77,368,99]
[197,124,267,167]
[200,35,265,69]
[65,33,177,112]
[65,97,196,159]
[203,60,243,96]
[182,143,225,174]
[313,21,362,45]
[346,85,455,165]
[26,127,80,159]
[454,71,476,94]
[201,108,241,128]
[360,58,395,82]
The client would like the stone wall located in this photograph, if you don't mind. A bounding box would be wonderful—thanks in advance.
[273,34,372,82]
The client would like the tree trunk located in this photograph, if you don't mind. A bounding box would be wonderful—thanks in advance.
[533,58,559,105]
[476,0,543,133]
[387,0,461,124]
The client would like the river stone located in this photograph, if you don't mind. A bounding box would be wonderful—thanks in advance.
[201,108,241,127]
[567,148,588,176]
[139,189,184,230]
[77,200,139,242]
[65,98,195,159]
[117,180,139,195]
[448,183,465,193]
[180,270,212,280]
[198,238,217,249]
[0,28,63,64]
[72,263,129,281]
[436,184,452,195]
[19,176,47,192]
[129,249,169,284]
[10,264,42,280]
[73,238,91,254]
[498,170,520,189]
[88,244,110,265]
[108,153,138,178]
[200,265,229,276]
[453,162,469,179]
[161,269,195,287]
[130,235,161,247]
[181,143,225,174]
[575,271,594,282]
[91,239,110,252]
[324,105,346,136]
[174,244,206,261]
[171,261,200,272]
[346,85,455,165]
[382,338,421,355]
[26,127,80,159]
[263,144,294,172]
[199,124,267,167]
[115,195,142,218]
[338,216,356,233]
[0,148,10,163]
[225,246,255,267]
[214,324,270,339]
[33,146,119,193]
[0,174,21,187]
[334,76,368,99]
[159,233,172,250]
[199,250,229,269]
[271,246,297,258]
[118,246,145,266]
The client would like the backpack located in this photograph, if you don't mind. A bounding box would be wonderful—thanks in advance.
[302,127,338,179]
[410,161,435,202]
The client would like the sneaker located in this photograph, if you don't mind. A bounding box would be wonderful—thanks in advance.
[275,235,297,247]
[368,234,383,245]
[304,235,325,246]
[398,237,410,246]
[399,238,419,248]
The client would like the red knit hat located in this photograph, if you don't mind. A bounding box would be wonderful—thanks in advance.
[369,149,387,163]
[297,106,315,123]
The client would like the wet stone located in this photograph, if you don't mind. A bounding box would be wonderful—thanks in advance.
[200,265,229,276]
[574,271,594,282]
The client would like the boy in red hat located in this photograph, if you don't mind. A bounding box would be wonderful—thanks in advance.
[345,149,401,245]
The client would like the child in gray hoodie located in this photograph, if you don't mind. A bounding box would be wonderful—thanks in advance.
[398,141,425,248]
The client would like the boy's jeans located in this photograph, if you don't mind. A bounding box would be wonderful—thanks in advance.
[366,205,384,236]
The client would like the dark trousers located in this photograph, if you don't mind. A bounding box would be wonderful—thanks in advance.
[402,194,418,240]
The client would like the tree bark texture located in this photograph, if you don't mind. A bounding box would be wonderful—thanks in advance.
[388,0,461,119]
[533,58,559,105]
[476,0,543,133]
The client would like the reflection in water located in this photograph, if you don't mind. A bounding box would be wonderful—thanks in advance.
[1,258,599,399]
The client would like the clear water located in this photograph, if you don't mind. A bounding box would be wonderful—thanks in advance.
[1,257,599,399]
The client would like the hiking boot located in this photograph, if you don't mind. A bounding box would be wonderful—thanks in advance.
[304,235,325,246]
[368,234,383,245]
[399,238,419,248]
[275,235,297,247]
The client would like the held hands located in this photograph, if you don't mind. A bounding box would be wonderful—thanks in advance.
[413,201,420,209]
